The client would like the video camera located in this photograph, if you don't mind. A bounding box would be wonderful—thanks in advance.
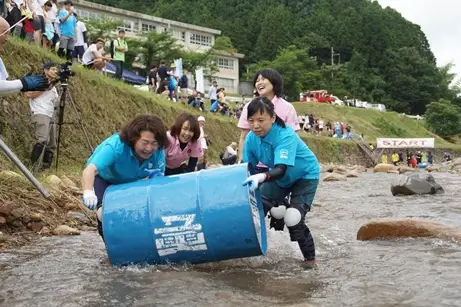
[57,62,75,84]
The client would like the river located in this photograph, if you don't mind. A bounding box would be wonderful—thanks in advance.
[1,171,461,307]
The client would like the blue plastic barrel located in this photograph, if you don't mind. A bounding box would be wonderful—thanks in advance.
[102,163,268,266]
[418,162,430,169]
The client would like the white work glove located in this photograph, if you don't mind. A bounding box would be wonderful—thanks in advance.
[242,173,267,192]
[82,189,98,210]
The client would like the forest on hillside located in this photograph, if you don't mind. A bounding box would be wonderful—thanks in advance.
[90,0,461,117]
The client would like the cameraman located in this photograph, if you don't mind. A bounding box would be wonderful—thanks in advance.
[0,17,50,95]
[24,62,59,169]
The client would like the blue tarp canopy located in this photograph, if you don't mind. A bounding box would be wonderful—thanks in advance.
[104,62,146,85]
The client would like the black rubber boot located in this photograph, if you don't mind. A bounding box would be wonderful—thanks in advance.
[42,149,54,169]
[31,143,44,166]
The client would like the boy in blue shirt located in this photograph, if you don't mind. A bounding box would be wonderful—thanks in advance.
[57,1,77,61]
[81,115,169,240]
[242,97,320,265]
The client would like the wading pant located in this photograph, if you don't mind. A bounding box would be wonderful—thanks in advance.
[260,179,319,261]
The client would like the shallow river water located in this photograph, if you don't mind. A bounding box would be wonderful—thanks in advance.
[1,172,461,307]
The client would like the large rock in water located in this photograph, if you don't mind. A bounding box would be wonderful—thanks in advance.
[390,173,443,196]
[357,219,461,243]
[374,163,397,173]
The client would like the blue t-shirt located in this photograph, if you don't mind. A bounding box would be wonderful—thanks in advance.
[86,133,166,184]
[243,124,320,187]
[58,10,77,38]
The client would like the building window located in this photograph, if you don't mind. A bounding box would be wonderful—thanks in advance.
[190,33,212,46]
[75,9,90,21]
[118,20,134,33]
[89,12,101,21]
[217,58,234,70]
[142,23,156,33]
[172,29,186,42]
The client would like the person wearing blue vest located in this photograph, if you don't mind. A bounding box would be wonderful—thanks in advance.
[242,96,320,265]
[81,114,169,240]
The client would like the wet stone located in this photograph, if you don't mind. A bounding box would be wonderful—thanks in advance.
[67,211,89,223]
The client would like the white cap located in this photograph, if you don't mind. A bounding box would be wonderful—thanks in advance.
[198,116,206,122]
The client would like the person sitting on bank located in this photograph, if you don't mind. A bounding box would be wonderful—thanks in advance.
[81,114,168,240]
[220,142,238,165]
[81,37,111,71]
[24,62,59,170]
[164,113,203,175]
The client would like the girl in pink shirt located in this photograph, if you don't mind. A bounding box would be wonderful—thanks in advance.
[237,68,300,163]
[165,113,203,175]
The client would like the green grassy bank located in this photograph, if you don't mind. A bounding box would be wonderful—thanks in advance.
[0,38,458,175]
[294,102,459,148]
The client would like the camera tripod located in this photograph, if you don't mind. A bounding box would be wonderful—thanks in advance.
[54,80,94,171]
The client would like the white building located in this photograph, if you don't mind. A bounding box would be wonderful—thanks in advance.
[72,0,244,93]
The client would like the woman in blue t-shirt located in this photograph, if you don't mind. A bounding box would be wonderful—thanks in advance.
[81,114,168,240]
[242,96,320,265]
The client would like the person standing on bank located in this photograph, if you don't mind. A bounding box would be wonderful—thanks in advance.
[57,0,76,61]
[81,115,168,240]
[24,62,59,169]
[165,113,203,175]
[237,68,300,163]
[242,97,320,265]
[112,29,127,80]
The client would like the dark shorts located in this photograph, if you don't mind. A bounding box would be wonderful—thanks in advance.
[83,63,94,69]
[32,15,45,33]
[260,179,319,210]
[94,176,112,240]
[73,45,85,58]
[165,164,187,176]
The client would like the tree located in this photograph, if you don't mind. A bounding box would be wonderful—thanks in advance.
[85,17,122,42]
[424,100,461,137]
[254,4,294,61]
[93,0,450,110]
[128,31,183,72]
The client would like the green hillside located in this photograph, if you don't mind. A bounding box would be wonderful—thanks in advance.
[294,103,458,148]
[0,38,458,176]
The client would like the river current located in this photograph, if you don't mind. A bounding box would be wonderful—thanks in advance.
[1,171,461,307]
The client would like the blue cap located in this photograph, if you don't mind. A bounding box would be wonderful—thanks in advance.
[43,62,57,70]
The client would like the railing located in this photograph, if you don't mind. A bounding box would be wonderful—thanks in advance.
[356,140,381,166]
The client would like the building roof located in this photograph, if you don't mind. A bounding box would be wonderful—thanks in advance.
[74,0,222,35]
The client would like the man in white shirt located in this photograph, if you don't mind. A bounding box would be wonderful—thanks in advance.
[24,62,59,169]
[81,37,111,70]
[72,13,86,62]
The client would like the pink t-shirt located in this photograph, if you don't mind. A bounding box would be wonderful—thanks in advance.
[165,131,203,169]
[237,96,300,131]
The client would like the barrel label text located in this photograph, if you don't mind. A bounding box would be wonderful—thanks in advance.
[154,214,208,256]
[247,185,262,245]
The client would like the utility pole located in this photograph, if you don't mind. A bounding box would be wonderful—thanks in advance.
[331,47,334,66]
[330,47,340,94]
[331,47,340,65]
